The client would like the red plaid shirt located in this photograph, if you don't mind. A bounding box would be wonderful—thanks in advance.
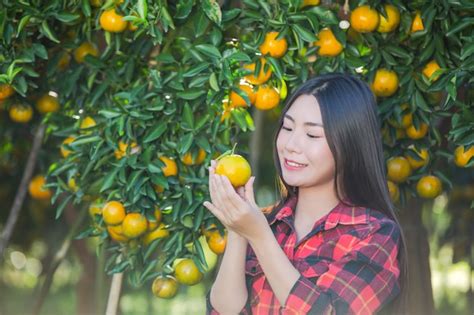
[206,197,401,314]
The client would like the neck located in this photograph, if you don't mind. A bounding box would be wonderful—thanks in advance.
[295,180,340,222]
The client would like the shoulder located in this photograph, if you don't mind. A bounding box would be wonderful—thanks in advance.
[364,208,401,243]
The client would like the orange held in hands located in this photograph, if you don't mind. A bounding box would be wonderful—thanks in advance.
[215,154,252,188]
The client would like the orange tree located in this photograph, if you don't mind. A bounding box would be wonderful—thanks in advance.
[1,0,473,310]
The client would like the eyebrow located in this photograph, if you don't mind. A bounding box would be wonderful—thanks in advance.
[284,114,324,127]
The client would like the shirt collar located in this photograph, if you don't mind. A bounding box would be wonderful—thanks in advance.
[267,195,370,230]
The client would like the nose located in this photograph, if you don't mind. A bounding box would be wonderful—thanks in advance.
[284,130,303,154]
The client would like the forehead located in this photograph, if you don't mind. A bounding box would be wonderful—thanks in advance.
[285,94,322,123]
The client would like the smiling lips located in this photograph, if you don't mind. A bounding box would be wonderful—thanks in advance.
[283,158,307,170]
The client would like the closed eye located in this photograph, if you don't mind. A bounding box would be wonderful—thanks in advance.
[307,134,320,138]
[281,126,292,131]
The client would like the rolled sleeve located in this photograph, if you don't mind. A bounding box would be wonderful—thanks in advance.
[281,220,401,315]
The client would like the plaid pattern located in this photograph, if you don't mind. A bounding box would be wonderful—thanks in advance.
[206,197,401,314]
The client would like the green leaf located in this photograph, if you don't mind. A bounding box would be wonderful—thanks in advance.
[54,12,81,23]
[183,63,209,77]
[178,133,194,154]
[16,15,31,37]
[81,0,92,17]
[307,6,338,24]
[100,169,120,192]
[445,18,474,37]
[183,103,194,129]
[137,0,148,19]
[99,109,122,119]
[195,44,222,60]
[292,24,317,42]
[40,20,60,43]
[176,89,206,100]
[143,122,167,143]
[201,0,222,25]
[209,72,219,91]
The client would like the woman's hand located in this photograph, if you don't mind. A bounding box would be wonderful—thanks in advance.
[203,160,269,242]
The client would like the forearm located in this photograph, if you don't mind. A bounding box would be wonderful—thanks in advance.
[210,231,249,314]
[248,227,301,306]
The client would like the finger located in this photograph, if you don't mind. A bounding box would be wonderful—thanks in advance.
[203,201,228,226]
[212,174,227,210]
[236,187,245,199]
[217,175,246,213]
[245,176,257,207]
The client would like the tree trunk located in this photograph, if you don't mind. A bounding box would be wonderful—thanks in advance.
[398,198,435,315]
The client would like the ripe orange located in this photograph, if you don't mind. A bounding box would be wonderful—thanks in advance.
[314,28,343,57]
[107,225,128,243]
[9,104,33,123]
[215,154,252,188]
[74,42,99,63]
[114,141,138,159]
[454,146,474,167]
[377,5,400,33]
[301,0,320,7]
[68,177,78,192]
[147,208,162,231]
[152,276,179,299]
[387,157,412,183]
[422,60,441,82]
[99,9,128,33]
[201,223,218,238]
[388,104,412,129]
[406,123,428,140]
[244,59,272,85]
[80,116,97,132]
[230,84,256,108]
[160,156,178,176]
[259,31,288,59]
[207,230,227,255]
[122,213,148,238]
[182,148,207,166]
[60,136,76,158]
[411,11,424,33]
[0,84,15,100]
[255,86,280,110]
[416,175,442,199]
[102,201,126,225]
[387,180,400,203]
[88,201,102,217]
[28,175,52,200]
[143,223,170,245]
[405,146,429,170]
[350,5,380,33]
[174,258,203,286]
[36,94,60,114]
[371,69,399,97]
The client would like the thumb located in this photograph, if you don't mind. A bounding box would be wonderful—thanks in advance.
[245,176,257,206]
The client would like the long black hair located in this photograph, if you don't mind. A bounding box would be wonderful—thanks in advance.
[270,73,407,314]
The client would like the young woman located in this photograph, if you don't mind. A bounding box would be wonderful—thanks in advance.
[203,73,406,315]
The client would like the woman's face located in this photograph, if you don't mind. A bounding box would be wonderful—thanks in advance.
[276,94,336,189]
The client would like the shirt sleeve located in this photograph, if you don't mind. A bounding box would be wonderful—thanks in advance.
[281,220,401,315]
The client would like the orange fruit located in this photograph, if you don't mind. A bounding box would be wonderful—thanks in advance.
[411,11,424,33]
[147,208,162,231]
[416,175,442,199]
[405,146,429,170]
[152,276,179,299]
[88,201,102,217]
[107,225,128,243]
[201,223,218,238]
[36,94,60,114]
[406,123,428,140]
[174,258,203,286]
[254,85,280,110]
[387,157,412,183]
[422,60,441,82]
[61,136,76,158]
[301,0,320,7]
[9,104,33,123]
[143,223,170,245]
[207,230,227,255]
[182,148,207,166]
[371,69,399,97]
[102,201,126,225]
[388,104,412,129]
[0,84,15,100]
[160,156,178,177]
[230,84,256,108]
[454,146,474,167]
[99,9,128,33]
[114,140,138,159]
[387,180,400,203]
[314,28,343,57]
[122,213,148,239]
[244,59,272,85]
[215,154,252,188]
[350,5,380,33]
[377,5,400,33]
[74,42,99,63]
[57,52,71,70]
[90,0,103,7]
[80,116,97,132]
[28,175,52,200]
[154,184,164,193]
[68,177,78,192]
[259,31,288,58]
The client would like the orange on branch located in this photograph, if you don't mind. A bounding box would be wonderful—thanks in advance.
[0,84,15,100]
[99,9,128,33]
[259,31,288,58]
[160,156,178,176]
[9,104,33,123]
[174,258,203,286]
[350,5,380,33]
[74,42,99,63]
[182,148,207,166]
[244,59,272,85]
[152,276,179,299]
[406,123,428,140]
[377,5,400,33]
[36,94,60,114]
[387,157,412,183]
[405,146,429,170]
[122,213,148,239]
[411,11,424,33]
[416,175,442,199]
[255,85,280,111]
[454,146,474,167]
[422,60,441,82]
[28,175,52,200]
[102,201,126,225]
[371,69,399,97]
[314,28,343,57]
[230,84,255,108]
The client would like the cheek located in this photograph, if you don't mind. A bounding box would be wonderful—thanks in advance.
[307,141,335,169]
